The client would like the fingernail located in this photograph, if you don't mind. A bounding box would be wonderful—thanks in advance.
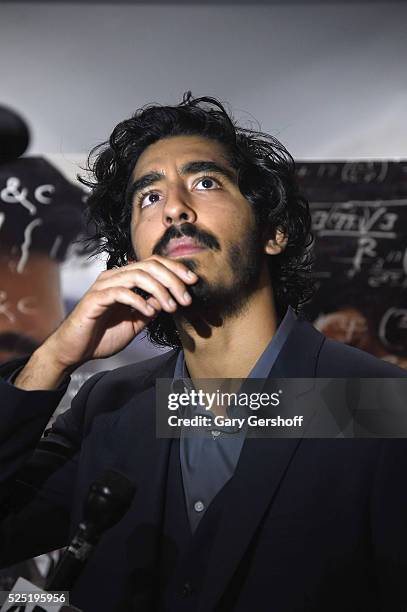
[168,298,177,308]
[146,304,155,313]
[186,270,197,279]
[183,291,191,302]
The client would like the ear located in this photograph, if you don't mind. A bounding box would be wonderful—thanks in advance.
[264,228,288,255]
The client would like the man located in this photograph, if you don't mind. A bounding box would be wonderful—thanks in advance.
[0,93,406,612]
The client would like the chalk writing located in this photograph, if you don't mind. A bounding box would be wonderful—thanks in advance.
[0,290,39,322]
[0,291,15,323]
[297,161,390,184]
[351,236,378,276]
[341,162,388,184]
[317,164,338,179]
[17,295,39,315]
[16,218,43,274]
[1,177,37,215]
[0,177,57,214]
[49,235,63,260]
[298,161,406,359]
[309,199,406,285]
[379,308,407,351]
[34,184,54,204]
[312,203,398,238]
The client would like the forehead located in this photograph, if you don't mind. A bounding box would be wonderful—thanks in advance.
[131,135,231,179]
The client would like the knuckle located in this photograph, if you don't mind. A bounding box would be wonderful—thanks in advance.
[82,291,96,304]
[144,259,162,272]
[135,295,147,307]
[97,286,116,298]
[130,267,147,279]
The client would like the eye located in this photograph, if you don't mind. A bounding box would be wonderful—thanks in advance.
[195,176,221,191]
[140,191,162,209]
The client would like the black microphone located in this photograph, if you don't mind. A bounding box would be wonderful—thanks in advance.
[46,469,136,592]
[0,106,30,163]
[0,470,135,611]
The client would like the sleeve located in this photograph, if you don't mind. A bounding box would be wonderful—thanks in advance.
[0,360,107,567]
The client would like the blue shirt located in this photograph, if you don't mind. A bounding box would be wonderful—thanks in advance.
[172,306,297,532]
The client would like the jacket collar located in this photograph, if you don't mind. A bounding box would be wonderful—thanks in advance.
[196,318,326,611]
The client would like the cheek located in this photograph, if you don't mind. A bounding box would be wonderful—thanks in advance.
[131,218,157,260]
[130,219,143,260]
[206,199,245,231]
[218,208,255,243]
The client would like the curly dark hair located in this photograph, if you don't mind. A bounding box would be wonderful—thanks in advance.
[80,92,314,348]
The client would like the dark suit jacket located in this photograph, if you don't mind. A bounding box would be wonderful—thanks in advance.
[0,317,407,612]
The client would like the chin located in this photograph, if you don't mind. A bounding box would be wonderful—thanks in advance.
[176,256,201,274]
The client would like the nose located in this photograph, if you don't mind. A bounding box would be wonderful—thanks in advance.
[162,184,197,227]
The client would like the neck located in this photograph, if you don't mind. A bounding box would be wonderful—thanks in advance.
[175,264,280,380]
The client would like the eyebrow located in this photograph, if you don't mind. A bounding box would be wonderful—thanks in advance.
[126,159,237,208]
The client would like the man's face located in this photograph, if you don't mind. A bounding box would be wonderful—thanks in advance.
[130,135,266,315]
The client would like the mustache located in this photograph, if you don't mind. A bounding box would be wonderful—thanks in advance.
[152,223,221,256]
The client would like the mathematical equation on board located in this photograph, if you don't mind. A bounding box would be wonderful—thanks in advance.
[309,199,407,289]
[0,177,56,274]
[296,161,399,184]
[0,176,87,273]
[378,307,407,353]
[0,291,39,323]
[0,177,55,214]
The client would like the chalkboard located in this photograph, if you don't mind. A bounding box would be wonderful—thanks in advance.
[298,161,407,366]
[0,157,87,267]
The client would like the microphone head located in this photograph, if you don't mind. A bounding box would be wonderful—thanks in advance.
[0,105,30,163]
[82,469,136,536]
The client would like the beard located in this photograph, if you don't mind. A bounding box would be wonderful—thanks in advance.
[144,219,265,347]
[178,226,264,322]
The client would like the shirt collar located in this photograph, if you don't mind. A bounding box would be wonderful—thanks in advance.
[172,305,297,389]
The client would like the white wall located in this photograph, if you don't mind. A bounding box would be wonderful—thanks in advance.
[1,1,406,170]
[2,1,406,296]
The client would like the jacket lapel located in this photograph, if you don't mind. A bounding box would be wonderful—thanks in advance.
[196,318,326,612]
[99,351,179,581]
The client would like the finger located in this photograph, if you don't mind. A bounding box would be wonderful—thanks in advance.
[96,269,186,311]
[94,267,123,284]
[131,260,194,306]
[87,287,158,318]
[130,270,183,311]
[97,270,179,312]
[126,255,198,284]
[94,259,198,308]
[146,296,162,311]
[94,257,198,297]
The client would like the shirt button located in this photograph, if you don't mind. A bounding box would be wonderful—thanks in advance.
[181,581,194,598]
[194,500,205,513]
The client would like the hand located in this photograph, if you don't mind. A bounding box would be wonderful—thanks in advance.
[41,255,198,371]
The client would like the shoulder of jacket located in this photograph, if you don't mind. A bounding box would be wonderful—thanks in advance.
[317,337,407,378]
[50,349,179,442]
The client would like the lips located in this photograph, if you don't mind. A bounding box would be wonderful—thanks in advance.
[165,238,206,257]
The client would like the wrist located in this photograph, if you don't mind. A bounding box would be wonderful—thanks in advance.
[36,343,76,376]
[14,346,74,391]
